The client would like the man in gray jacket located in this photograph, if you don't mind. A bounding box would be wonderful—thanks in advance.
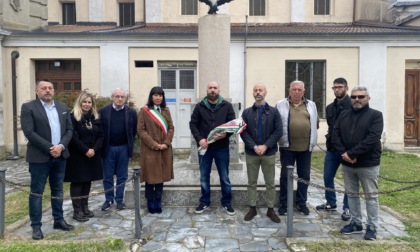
[277,80,318,215]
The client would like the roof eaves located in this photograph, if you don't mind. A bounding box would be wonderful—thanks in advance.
[394,11,420,26]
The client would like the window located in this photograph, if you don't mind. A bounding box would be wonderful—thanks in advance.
[249,0,266,16]
[159,62,196,90]
[314,0,330,15]
[119,3,135,27]
[62,2,76,25]
[182,0,198,15]
[285,61,326,118]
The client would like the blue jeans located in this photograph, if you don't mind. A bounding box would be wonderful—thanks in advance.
[324,151,349,209]
[198,147,232,206]
[29,157,66,228]
[342,165,380,227]
[279,149,311,206]
[102,144,129,204]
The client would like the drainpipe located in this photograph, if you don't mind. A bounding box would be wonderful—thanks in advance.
[7,51,21,160]
[243,15,248,108]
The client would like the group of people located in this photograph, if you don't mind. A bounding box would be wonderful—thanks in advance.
[21,78,383,241]
[191,79,383,241]
[21,81,173,240]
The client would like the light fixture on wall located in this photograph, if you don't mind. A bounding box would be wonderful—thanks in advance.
[54,60,61,68]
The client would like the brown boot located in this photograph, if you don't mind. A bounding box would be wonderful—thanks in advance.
[267,208,281,223]
[244,206,257,221]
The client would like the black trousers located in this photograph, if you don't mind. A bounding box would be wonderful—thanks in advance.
[144,183,163,200]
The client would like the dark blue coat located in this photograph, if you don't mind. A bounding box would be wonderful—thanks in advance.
[240,103,282,156]
[99,104,137,157]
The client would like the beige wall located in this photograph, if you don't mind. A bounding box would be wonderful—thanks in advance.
[128,47,198,107]
[48,0,90,23]
[387,47,420,150]
[2,47,100,151]
[159,0,288,24]
[246,47,359,141]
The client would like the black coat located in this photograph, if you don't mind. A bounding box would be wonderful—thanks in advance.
[190,98,236,150]
[332,105,383,167]
[325,95,352,151]
[240,103,282,156]
[64,112,104,182]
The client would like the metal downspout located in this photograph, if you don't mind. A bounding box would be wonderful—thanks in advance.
[7,51,21,160]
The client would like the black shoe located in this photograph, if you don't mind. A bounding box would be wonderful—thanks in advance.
[73,212,89,222]
[341,208,351,221]
[53,220,74,231]
[32,227,44,240]
[223,205,235,215]
[341,221,363,234]
[296,204,310,215]
[101,201,113,211]
[195,203,209,214]
[116,202,126,211]
[83,209,94,218]
[364,224,377,240]
[278,205,287,215]
[316,203,337,211]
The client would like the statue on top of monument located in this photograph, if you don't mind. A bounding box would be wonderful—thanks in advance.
[199,0,234,15]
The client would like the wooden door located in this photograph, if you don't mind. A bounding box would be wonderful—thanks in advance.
[35,60,82,93]
[404,70,420,146]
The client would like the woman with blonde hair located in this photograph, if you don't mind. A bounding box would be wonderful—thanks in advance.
[65,92,104,222]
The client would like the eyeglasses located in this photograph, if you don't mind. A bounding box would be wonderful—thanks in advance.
[350,95,367,100]
[113,95,126,99]
[332,86,346,90]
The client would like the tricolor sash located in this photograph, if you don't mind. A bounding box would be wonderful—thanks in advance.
[143,106,168,135]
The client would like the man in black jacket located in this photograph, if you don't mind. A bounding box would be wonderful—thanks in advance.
[316,78,352,221]
[190,81,236,215]
[240,83,282,223]
[333,86,383,241]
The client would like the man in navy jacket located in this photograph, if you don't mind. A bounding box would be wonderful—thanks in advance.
[241,83,282,223]
[100,88,137,211]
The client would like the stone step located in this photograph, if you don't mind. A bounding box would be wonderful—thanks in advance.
[125,185,282,208]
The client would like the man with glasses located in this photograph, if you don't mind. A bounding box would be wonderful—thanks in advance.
[276,80,318,215]
[333,86,383,241]
[100,88,137,211]
[316,78,351,221]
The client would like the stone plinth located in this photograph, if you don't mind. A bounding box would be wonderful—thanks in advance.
[198,15,230,98]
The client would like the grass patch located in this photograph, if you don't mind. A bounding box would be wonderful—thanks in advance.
[4,183,70,226]
[310,151,420,251]
[0,238,124,252]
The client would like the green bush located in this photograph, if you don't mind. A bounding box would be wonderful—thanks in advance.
[54,90,113,111]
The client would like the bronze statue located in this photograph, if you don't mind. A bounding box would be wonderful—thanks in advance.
[199,0,234,15]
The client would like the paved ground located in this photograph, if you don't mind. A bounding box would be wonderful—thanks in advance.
[1,158,408,251]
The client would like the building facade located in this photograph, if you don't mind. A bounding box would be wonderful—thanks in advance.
[1,0,420,153]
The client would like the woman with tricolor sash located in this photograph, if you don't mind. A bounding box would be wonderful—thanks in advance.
[137,86,174,214]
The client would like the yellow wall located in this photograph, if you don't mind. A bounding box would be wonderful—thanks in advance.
[128,47,198,107]
[2,47,100,150]
[246,47,359,141]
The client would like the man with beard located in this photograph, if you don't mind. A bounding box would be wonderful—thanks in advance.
[333,86,383,241]
[20,80,74,240]
[316,78,352,221]
[276,80,318,216]
[190,81,236,215]
[240,84,282,222]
